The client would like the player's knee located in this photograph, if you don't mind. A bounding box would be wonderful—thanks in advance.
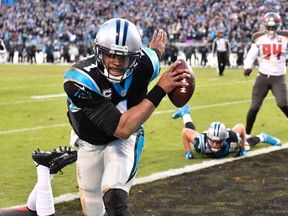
[103,189,131,216]
[248,107,260,113]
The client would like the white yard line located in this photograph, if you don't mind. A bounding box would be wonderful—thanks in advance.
[0,98,63,106]
[31,93,66,99]
[0,97,274,135]
[0,80,254,106]
[0,124,69,135]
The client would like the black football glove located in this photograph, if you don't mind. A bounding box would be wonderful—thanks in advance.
[244,68,252,77]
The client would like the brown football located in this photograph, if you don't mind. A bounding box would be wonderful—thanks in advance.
[168,59,195,108]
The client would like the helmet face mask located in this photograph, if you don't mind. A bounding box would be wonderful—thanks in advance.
[207,122,228,152]
[207,138,226,152]
[262,12,281,39]
[94,18,142,83]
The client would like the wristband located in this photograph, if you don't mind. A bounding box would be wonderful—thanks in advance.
[145,85,166,107]
[151,48,162,60]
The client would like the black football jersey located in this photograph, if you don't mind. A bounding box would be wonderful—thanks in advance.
[64,46,160,145]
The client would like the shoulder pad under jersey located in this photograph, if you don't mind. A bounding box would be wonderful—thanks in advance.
[251,31,265,43]
[71,55,97,73]
[278,30,288,37]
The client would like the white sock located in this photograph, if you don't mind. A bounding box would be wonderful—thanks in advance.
[36,165,55,216]
[27,172,54,213]
[27,184,37,211]
[257,134,264,142]
[183,113,193,125]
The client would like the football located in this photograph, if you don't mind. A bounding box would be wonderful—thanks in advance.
[168,59,195,108]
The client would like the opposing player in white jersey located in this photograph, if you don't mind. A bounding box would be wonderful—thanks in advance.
[243,12,288,135]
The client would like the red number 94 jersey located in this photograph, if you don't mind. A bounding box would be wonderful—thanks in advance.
[244,30,288,76]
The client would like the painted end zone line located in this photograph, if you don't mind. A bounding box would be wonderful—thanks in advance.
[51,144,288,205]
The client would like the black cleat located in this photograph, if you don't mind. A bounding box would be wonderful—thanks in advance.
[49,147,77,174]
[32,146,77,174]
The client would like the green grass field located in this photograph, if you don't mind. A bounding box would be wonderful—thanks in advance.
[0,64,287,208]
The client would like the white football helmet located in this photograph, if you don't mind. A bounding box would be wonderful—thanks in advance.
[207,122,228,152]
[94,18,142,83]
[262,12,281,39]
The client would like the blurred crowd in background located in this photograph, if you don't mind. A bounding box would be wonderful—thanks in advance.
[0,0,287,65]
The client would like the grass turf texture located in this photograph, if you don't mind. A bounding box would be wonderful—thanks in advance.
[0,64,287,208]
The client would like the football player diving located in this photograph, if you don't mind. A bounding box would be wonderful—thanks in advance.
[172,105,282,160]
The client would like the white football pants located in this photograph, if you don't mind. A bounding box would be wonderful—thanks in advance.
[75,128,144,216]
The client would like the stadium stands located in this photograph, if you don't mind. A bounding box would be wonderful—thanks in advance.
[0,0,287,64]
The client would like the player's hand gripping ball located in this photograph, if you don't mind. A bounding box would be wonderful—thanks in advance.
[168,59,195,108]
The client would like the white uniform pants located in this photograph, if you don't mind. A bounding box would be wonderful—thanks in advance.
[75,128,144,216]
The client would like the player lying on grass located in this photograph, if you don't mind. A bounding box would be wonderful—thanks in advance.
[0,146,77,216]
[172,105,282,160]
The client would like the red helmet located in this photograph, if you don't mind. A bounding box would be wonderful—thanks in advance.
[262,12,281,39]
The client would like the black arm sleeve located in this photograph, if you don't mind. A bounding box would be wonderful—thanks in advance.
[64,81,122,136]
[82,100,122,136]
